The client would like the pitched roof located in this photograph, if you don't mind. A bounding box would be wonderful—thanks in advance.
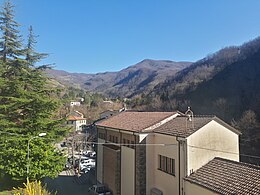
[96,111,177,132]
[152,116,241,137]
[152,116,213,137]
[67,115,86,121]
[184,157,260,195]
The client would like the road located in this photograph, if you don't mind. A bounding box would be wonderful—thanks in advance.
[44,169,95,195]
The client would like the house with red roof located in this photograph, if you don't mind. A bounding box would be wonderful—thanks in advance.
[67,111,86,131]
[95,108,246,195]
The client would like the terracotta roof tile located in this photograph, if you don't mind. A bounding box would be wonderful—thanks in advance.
[152,116,214,137]
[96,111,177,132]
[67,116,86,121]
[184,157,260,195]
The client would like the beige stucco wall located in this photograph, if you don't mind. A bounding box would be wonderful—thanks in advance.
[97,138,105,183]
[146,133,179,195]
[75,120,86,131]
[187,120,239,174]
[121,146,135,195]
[185,180,219,195]
[103,146,120,194]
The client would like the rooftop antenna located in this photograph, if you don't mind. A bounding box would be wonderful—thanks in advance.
[185,107,194,129]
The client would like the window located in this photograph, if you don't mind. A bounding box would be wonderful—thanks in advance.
[158,155,175,175]
[98,133,105,139]
[131,141,135,149]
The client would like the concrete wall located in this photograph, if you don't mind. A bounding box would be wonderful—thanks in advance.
[187,120,239,174]
[146,133,179,195]
[184,181,218,195]
[103,145,120,195]
[121,146,135,195]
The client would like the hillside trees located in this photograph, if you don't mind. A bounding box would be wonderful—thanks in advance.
[233,110,260,165]
[0,1,67,183]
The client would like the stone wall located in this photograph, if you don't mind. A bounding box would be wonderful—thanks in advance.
[135,138,146,195]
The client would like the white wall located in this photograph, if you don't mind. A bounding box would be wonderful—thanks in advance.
[184,180,218,195]
[146,133,179,195]
[187,120,239,174]
[97,138,105,183]
[121,146,135,195]
[75,120,86,131]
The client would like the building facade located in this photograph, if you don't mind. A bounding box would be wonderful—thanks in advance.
[96,111,241,195]
[67,111,87,131]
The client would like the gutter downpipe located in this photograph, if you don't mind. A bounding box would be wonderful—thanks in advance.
[177,137,181,195]
[176,136,186,195]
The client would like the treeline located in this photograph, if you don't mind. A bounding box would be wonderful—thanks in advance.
[152,37,260,99]
[61,87,105,107]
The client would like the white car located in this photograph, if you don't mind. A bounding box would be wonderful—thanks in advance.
[81,164,95,173]
[90,151,96,158]
[83,150,93,157]
[80,159,95,170]
[80,156,90,161]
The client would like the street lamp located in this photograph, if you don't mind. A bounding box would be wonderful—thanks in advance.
[27,133,47,177]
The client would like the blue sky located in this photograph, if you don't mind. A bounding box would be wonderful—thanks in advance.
[4,0,260,73]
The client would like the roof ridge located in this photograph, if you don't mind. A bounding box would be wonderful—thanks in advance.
[214,157,260,169]
[176,115,215,118]
[143,112,180,132]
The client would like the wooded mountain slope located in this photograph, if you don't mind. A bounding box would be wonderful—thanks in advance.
[46,59,191,98]
[148,37,260,119]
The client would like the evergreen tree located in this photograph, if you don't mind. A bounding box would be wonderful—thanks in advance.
[25,25,48,66]
[0,1,68,182]
[0,0,23,62]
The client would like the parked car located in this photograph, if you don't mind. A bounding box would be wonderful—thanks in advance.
[88,184,112,195]
[83,150,93,157]
[80,156,90,161]
[80,159,95,170]
[81,164,94,173]
[90,151,96,158]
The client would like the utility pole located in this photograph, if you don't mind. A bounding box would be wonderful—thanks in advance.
[72,135,75,167]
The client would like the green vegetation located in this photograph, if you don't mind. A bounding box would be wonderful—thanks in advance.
[13,178,53,195]
[0,0,68,188]
[59,86,123,122]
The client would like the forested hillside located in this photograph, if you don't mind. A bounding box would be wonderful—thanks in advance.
[47,59,191,98]
[137,37,260,164]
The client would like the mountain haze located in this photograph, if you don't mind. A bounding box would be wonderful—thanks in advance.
[46,60,191,97]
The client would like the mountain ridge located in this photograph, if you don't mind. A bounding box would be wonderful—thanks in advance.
[143,37,260,119]
[46,59,192,97]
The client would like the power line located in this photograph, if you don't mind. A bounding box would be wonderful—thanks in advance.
[2,130,259,160]
[188,144,260,159]
[84,141,260,160]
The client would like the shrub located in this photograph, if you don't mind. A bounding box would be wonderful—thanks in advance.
[13,178,53,195]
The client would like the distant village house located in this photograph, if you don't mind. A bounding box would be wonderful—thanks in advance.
[67,111,87,131]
